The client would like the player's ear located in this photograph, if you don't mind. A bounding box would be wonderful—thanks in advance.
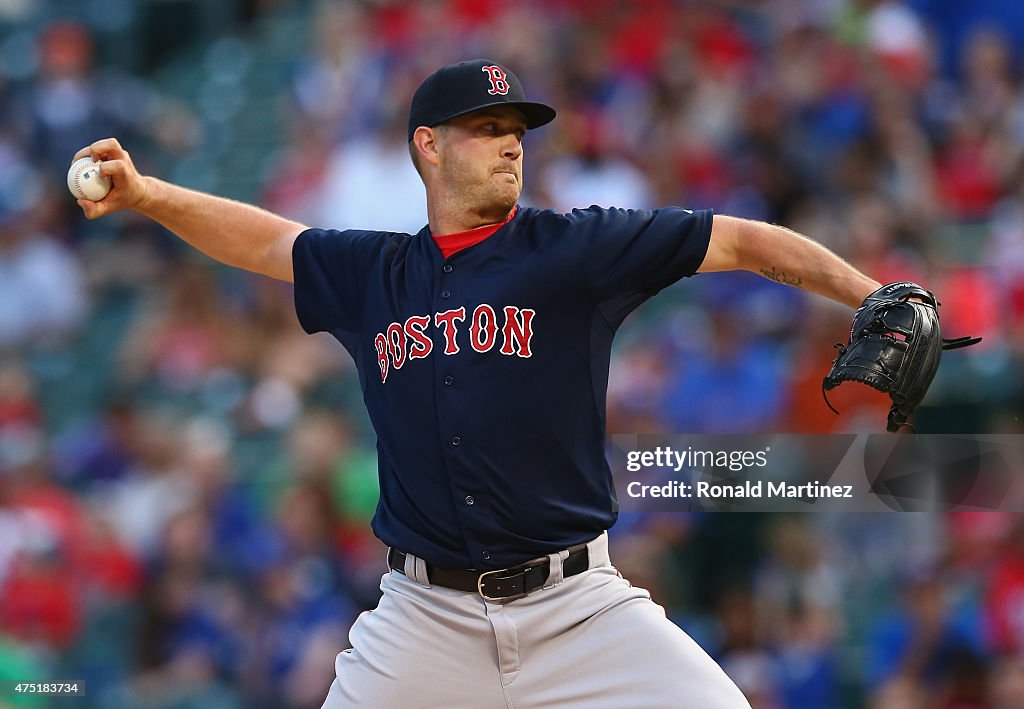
[413,126,442,169]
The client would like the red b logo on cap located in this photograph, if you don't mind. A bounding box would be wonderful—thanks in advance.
[482,65,510,95]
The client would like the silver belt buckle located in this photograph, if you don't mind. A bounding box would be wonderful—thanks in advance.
[477,567,513,601]
[478,557,550,601]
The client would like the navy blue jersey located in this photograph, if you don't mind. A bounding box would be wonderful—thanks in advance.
[292,205,712,569]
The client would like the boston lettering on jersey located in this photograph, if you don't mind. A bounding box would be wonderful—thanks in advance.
[374,305,535,382]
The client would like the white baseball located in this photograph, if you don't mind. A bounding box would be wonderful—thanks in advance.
[67,157,112,201]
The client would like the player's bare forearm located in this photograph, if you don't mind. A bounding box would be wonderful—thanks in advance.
[134,177,304,282]
[700,215,880,309]
[73,138,304,282]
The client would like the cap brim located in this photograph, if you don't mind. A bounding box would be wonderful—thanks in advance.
[510,101,557,130]
[430,101,557,133]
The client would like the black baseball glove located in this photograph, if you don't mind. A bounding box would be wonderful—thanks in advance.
[822,282,982,432]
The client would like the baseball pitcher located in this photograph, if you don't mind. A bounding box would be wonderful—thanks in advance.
[73,59,975,708]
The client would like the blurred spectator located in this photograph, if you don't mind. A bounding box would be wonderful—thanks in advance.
[715,585,784,709]
[118,263,244,393]
[312,113,427,234]
[541,111,654,211]
[0,449,87,650]
[26,22,145,175]
[173,417,275,577]
[94,410,192,557]
[287,2,383,140]
[53,397,142,488]
[0,145,86,349]
[987,518,1024,654]
[128,563,244,708]
[934,113,1004,222]
[257,480,354,707]
[261,118,333,226]
[256,409,382,605]
[660,310,787,433]
[864,0,931,89]
[0,547,79,649]
[868,564,986,692]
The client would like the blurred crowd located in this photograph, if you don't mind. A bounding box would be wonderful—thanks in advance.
[1,0,1024,707]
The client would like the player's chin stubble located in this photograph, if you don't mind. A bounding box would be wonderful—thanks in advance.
[490,175,520,214]
[446,162,520,220]
[464,176,516,220]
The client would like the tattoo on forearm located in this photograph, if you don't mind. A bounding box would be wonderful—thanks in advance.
[760,267,803,287]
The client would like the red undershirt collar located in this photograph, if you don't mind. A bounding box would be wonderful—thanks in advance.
[431,206,518,259]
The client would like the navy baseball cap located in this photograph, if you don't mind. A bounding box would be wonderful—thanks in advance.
[408,59,556,142]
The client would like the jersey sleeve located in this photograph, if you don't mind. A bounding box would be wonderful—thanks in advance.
[292,228,385,334]
[568,206,713,301]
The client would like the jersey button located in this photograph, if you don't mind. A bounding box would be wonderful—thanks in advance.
[450,436,461,446]
[465,495,475,506]
[443,375,454,386]
[441,289,452,299]
[481,551,491,561]
[442,264,453,273]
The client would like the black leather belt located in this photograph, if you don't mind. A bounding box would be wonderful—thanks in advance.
[387,544,590,601]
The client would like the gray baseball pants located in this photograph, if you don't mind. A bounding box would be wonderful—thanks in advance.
[322,532,751,708]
